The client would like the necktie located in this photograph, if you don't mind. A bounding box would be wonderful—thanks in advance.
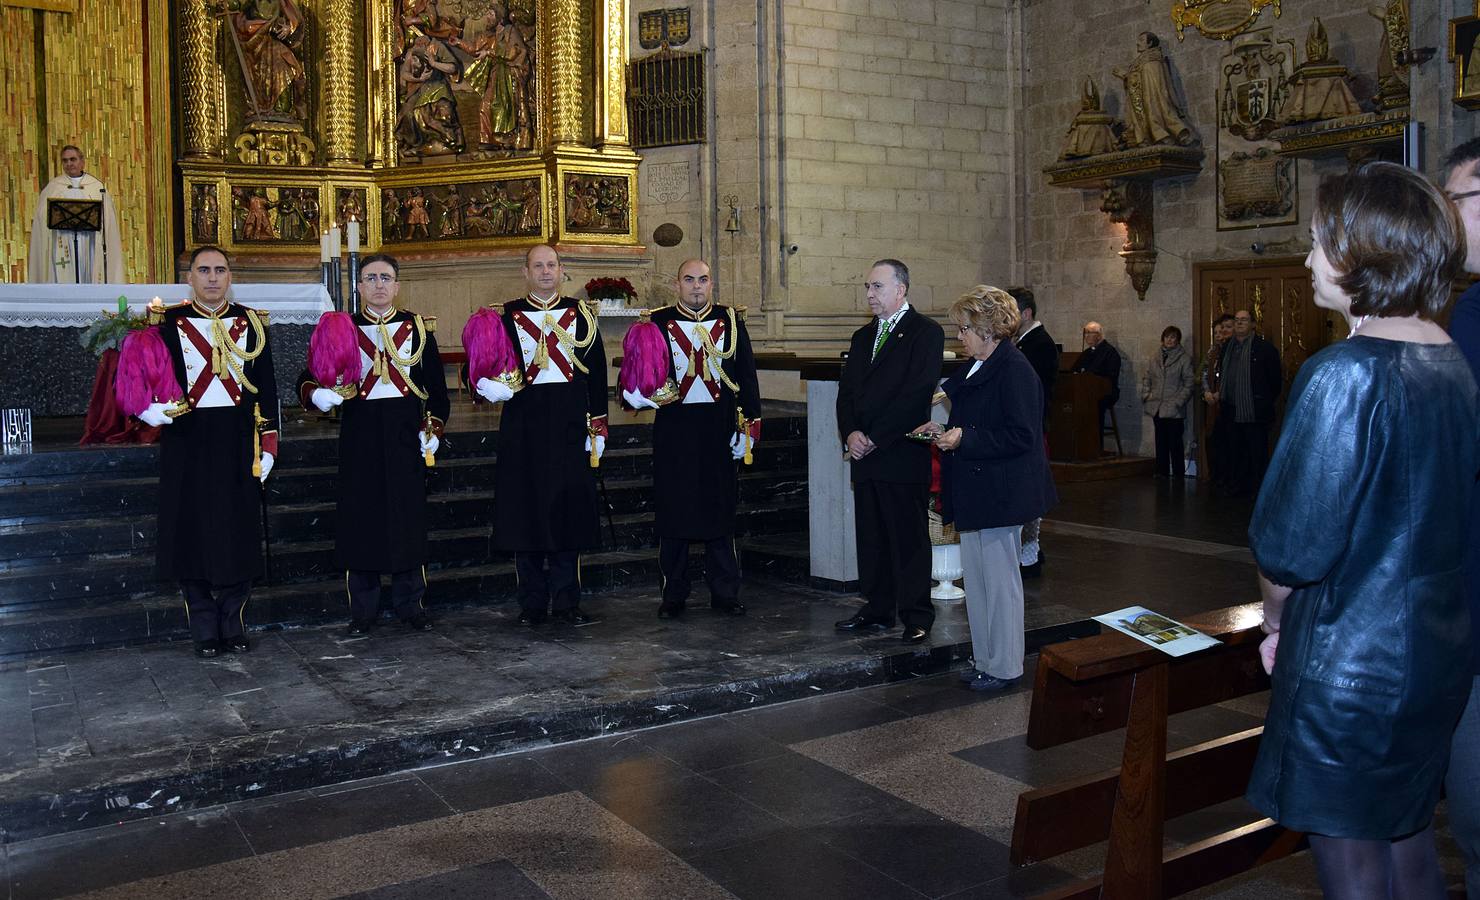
[872,319,891,360]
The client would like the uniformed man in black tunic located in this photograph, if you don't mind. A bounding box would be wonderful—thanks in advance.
[298,253,450,636]
[471,244,607,625]
[624,259,761,618]
[140,245,279,658]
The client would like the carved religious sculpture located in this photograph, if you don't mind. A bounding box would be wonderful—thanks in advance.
[1280,18,1363,124]
[450,4,536,151]
[1059,78,1121,160]
[396,30,466,156]
[1368,0,1411,110]
[216,0,310,124]
[1112,32,1197,148]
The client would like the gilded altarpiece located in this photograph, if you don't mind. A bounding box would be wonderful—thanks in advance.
[177,0,639,260]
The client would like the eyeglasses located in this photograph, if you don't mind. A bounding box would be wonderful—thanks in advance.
[1448,189,1480,203]
[360,273,396,285]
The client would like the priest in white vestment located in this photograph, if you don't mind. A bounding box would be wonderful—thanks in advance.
[27,145,125,284]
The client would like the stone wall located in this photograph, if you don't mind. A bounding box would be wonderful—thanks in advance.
[630,0,1019,351]
[1019,0,1477,454]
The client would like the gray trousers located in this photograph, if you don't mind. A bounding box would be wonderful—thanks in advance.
[1446,675,1480,898]
[960,526,1025,680]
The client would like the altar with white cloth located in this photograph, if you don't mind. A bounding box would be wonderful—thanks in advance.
[0,284,331,416]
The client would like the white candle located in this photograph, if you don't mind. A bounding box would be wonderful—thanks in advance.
[348,217,360,254]
[320,231,330,263]
[330,226,342,258]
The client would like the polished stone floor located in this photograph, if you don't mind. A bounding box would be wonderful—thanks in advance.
[5,671,1467,899]
[6,475,1463,897]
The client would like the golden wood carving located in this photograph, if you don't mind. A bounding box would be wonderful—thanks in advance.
[180,0,222,160]
[1270,110,1409,158]
[595,0,630,146]
[322,0,358,165]
[546,0,584,146]
[1171,0,1280,42]
[170,0,637,261]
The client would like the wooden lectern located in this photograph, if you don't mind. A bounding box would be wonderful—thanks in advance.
[1049,372,1109,462]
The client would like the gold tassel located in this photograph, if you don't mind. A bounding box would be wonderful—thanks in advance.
[251,403,264,477]
[686,347,696,378]
[534,314,552,370]
[737,410,753,466]
[587,414,599,469]
[424,413,435,468]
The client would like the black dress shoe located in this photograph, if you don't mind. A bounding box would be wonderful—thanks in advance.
[347,619,376,637]
[658,601,686,619]
[194,640,220,659]
[552,608,592,625]
[224,637,250,653]
[405,613,434,632]
[835,613,891,632]
[517,610,547,626]
[900,625,929,643]
[711,601,746,616]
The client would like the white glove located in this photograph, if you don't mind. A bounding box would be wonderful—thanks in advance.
[622,388,659,410]
[419,430,439,455]
[476,377,514,404]
[259,451,274,482]
[730,432,747,460]
[139,402,173,427]
[311,387,343,413]
[585,434,606,461]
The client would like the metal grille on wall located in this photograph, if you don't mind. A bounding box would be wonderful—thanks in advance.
[627,50,706,149]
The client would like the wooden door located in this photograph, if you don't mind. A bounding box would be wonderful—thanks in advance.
[1191,256,1340,478]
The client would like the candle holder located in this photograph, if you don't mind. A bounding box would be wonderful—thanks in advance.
[348,251,360,316]
[322,260,338,311]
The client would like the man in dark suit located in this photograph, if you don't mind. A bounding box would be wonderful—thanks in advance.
[1072,320,1121,427]
[1216,308,1282,497]
[1009,288,1055,577]
[834,259,945,643]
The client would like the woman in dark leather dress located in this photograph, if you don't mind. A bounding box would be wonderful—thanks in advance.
[1249,161,1480,897]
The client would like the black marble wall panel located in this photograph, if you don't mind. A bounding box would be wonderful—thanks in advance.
[0,324,312,417]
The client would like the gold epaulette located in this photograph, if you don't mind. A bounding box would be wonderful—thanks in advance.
[147,300,189,325]
[252,308,270,325]
[581,298,601,314]
[421,314,437,333]
[736,305,749,322]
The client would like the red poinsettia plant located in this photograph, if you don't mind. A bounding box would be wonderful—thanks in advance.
[585,277,637,302]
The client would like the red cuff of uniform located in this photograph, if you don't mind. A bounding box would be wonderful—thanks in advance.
[299,381,319,410]
[425,416,445,438]
[747,418,762,442]
[261,432,279,457]
[589,415,609,438]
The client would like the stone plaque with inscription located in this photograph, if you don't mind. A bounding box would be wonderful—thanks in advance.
[645,162,692,204]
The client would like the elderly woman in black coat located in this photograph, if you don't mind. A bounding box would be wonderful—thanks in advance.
[916,286,1057,692]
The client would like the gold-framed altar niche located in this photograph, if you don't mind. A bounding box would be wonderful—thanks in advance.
[373,159,551,250]
[1450,3,1480,110]
[550,151,639,246]
[180,161,565,254]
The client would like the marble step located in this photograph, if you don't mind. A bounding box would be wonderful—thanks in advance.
[0,540,806,658]
[0,466,809,563]
[0,439,807,527]
[0,414,808,484]
[0,503,810,610]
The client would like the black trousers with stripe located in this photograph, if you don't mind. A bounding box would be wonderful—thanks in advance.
[659,537,741,607]
[347,569,427,624]
[181,579,251,644]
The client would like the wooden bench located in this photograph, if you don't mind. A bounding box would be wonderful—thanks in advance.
[1012,602,1306,899]
[439,349,468,395]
